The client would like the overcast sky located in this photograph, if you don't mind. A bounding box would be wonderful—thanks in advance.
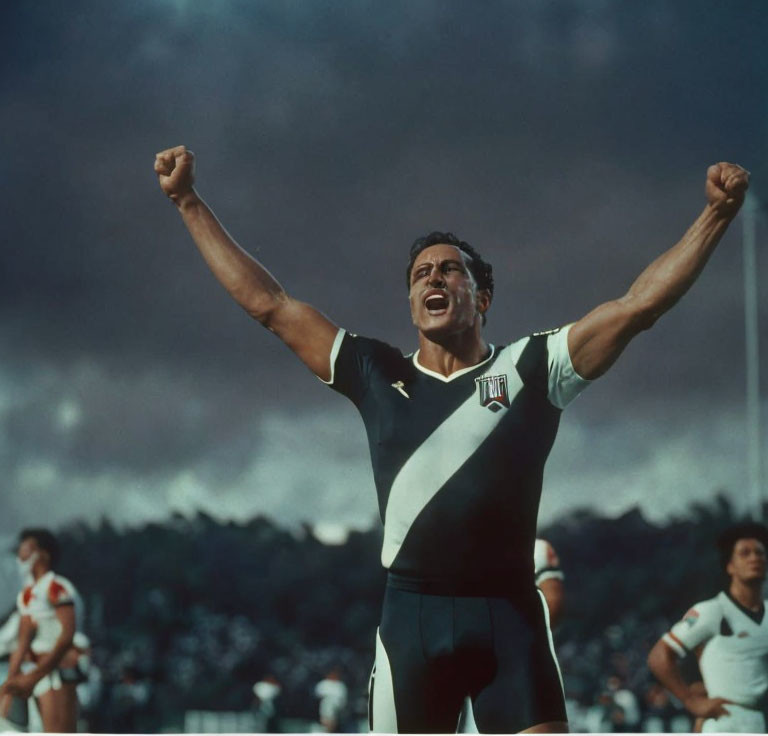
[2,0,767,544]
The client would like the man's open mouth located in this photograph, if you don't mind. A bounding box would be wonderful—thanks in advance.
[424,293,449,313]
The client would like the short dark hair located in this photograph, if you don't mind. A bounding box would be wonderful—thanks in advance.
[19,528,60,567]
[406,232,494,327]
[716,522,768,570]
[406,231,494,296]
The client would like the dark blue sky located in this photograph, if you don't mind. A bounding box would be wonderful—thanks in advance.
[1,0,767,539]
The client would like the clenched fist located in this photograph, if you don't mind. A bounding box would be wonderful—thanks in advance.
[706,162,750,218]
[155,145,196,204]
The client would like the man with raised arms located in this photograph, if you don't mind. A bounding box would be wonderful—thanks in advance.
[648,522,768,733]
[155,146,748,733]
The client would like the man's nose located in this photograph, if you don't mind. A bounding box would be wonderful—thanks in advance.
[428,269,445,286]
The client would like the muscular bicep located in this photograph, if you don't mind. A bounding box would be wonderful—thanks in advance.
[263,297,341,382]
[568,295,651,380]
[648,637,681,679]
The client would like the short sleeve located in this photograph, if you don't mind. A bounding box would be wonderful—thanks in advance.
[662,599,720,657]
[317,329,372,406]
[16,588,31,615]
[48,576,75,608]
[534,539,565,584]
[546,324,591,409]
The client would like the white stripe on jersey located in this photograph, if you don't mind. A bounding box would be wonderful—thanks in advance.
[538,588,564,693]
[371,628,397,732]
[381,344,520,567]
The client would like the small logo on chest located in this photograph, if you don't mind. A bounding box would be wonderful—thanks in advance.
[475,374,510,412]
[391,381,410,399]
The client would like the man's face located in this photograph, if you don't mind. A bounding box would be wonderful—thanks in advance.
[17,537,39,563]
[727,537,767,584]
[408,244,489,337]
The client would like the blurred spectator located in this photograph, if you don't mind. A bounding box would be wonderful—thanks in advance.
[110,665,150,732]
[314,669,348,732]
[605,675,640,729]
[253,674,282,732]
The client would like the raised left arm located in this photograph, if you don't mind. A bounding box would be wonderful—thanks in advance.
[568,162,749,380]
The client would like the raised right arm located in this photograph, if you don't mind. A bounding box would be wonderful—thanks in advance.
[154,146,340,381]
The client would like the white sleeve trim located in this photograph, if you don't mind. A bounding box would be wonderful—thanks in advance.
[547,324,591,409]
[536,569,565,584]
[317,328,346,385]
[662,632,688,658]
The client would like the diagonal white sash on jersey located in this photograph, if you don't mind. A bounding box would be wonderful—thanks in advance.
[382,345,520,568]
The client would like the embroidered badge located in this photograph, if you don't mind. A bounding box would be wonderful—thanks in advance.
[475,374,510,412]
[683,608,699,627]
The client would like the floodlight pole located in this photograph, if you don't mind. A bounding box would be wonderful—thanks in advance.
[743,192,763,520]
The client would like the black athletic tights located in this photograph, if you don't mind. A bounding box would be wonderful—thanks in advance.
[369,581,566,733]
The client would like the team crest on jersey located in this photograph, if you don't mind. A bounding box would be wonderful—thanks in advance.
[683,608,699,627]
[475,374,510,412]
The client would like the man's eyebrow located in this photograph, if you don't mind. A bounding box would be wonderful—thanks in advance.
[413,258,466,271]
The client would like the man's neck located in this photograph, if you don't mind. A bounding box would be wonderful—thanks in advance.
[32,565,51,582]
[729,579,764,611]
[416,329,490,377]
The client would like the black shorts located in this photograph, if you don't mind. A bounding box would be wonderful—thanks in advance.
[369,580,566,733]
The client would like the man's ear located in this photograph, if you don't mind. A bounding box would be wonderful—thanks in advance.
[476,289,492,315]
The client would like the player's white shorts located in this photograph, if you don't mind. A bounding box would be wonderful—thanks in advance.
[702,703,765,733]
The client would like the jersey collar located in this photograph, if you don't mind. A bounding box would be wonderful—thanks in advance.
[725,589,765,625]
[412,344,496,382]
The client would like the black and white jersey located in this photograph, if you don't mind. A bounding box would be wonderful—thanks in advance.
[323,325,589,594]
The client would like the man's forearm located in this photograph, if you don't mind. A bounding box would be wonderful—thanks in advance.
[28,636,73,681]
[622,204,733,325]
[6,647,26,680]
[175,191,287,325]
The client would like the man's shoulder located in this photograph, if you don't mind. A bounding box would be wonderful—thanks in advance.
[678,595,724,625]
[343,332,411,370]
[46,572,77,605]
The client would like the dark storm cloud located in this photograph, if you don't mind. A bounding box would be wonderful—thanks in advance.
[1,0,766,532]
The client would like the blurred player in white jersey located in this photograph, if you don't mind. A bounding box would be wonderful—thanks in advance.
[460,539,565,732]
[0,529,90,732]
[315,669,349,732]
[648,522,768,733]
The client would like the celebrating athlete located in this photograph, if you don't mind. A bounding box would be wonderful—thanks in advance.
[155,146,748,733]
[648,522,768,733]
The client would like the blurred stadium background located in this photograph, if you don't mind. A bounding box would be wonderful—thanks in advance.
[2,0,766,731]
[0,496,759,732]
